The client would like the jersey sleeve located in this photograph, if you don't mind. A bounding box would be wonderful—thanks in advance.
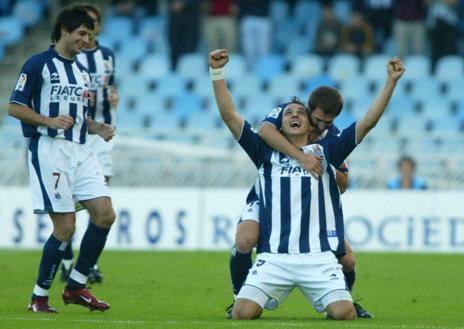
[338,161,349,173]
[327,122,358,169]
[9,57,42,108]
[237,120,264,168]
[261,105,283,130]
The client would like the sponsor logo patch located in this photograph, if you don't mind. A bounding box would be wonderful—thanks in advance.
[15,73,27,91]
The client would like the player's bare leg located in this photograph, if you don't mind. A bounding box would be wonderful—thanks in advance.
[232,298,262,319]
[325,300,357,320]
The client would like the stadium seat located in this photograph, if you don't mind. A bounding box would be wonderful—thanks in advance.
[116,37,148,63]
[430,116,461,135]
[327,54,360,82]
[403,55,431,80]
[154,74,189,98]
[290,54,324,79]
[349,97,375,120]
[116,108,145,129]
[243,93,278,120]
[13,0,43,27]
[363,54,391,81]
[421,99,452,120]
[133,94,167,115]
[268,74,301,99]
[394,113,428,136]
[270,0,290,23]
[191,74,213,98]
[386,96,416,118]
[435,55,464,83]
[170,93,204,119]
[334,110,356,129]
[284,36,312,58]
[339,76,370,100]
[409,78,442,103]
[445,78,464,102]
[177,53,207,79]
[150,110,181,130]
[117,75,151,98]
[230,74,262,99]
[186,110,220,130]
[334,0,352,23]
[0,16,24,46]
[254,54,286,82]
[138,16,166,41]
[101,16,134,38]
[302,74,337,96]
[273,20,301,53]
[226,54,246,80]
[139,54,170,79]
[294,0,321,27]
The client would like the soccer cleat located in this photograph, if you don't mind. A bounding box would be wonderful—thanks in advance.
[225,302,234,319]
[87,266,103,284]
[60,263,72,283]
[62,288,110,312]
[354,302,374,318]
[28,297,57,313]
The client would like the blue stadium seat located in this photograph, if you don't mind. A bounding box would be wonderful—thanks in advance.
[403,55,431,80]
[154,73,188,98]
[170,93,203,119]
[349,97,375,120]
[386,97,416,118]
[333,0,352,24]
[446,78,464,102]
[395,113,428,136]
[133,94,167,115]
[409,78,442,103]
[101,17,134,38]
[230,74,262,99]
[273,20,301,53]
[186,110,220,130]
[268,74,301,99]
[284,36,312,58]
[430,116,461,135]
[115,57,135,77]
[191,74,213,98]
[421,99,452,120]
[117,37,148,63]
[0,16,24,46]
[139,54,170,79]
[340,76,370,100]
[302,74,337,95]
[139,16,166,40]
[177,53,207,79]
[294,0,321,32]
[226,54,246,80]
[243,93,277,120]
[117,75,151,98]
[150,110,181,129]
[363,54,391,81]
[334,110,356,129]
[290,54,324,79]
[116,108,144,129]
[13,0,43,27]
[254,54,285,82]
[327,54,360,82]
[270,0,290,23]
[435,55,464,83]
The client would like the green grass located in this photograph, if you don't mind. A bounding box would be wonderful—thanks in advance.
[0,250,463,329]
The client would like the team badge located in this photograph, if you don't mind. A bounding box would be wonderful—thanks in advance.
[15,73,27,91]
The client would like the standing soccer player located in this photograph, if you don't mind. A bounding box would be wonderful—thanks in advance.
[8,7,116,313]
[210,48,404,319]
[60,2,119,285]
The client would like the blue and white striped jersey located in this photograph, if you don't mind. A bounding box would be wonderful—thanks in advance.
[9,46,91,144]
[238,120,358,255]
[76,42,115,125]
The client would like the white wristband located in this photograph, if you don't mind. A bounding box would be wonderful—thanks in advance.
[210,67,225,81]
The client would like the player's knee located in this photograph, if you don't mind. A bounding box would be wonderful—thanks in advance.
[92,207,116,228]
[339,254,356,272]
[232,302,261,319]
[54,222,76,242]
[326,301,356,320]
[235,234,256,253]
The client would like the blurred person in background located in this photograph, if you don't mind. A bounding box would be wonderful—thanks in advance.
[203,0,237,53]
[237,0,271,69]
[387,155,427,189]
[168,0,201,69]
[341,10,375,57]
[314,0,343,57]
[60,2,119,285]
[392,0,427,58]
[8,6,115,313]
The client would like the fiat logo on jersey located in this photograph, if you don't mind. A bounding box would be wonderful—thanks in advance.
[50,85,87,103]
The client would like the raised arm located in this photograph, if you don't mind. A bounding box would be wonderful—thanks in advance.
[209,49,244,139]
[259,123,323,177]
[356,57,405,143]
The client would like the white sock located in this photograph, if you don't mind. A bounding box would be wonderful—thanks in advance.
[62,259,73,270]
[33,284,49,297]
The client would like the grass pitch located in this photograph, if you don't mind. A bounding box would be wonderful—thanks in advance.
[0,250,462,329]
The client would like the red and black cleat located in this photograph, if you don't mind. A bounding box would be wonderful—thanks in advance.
[62,288,110,312]
[28,297,58,313]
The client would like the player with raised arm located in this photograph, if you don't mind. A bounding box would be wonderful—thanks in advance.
[60,2,119,285]
[8,7,117,313]
[210,48,404,320]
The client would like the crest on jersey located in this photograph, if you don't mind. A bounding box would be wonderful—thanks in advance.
[50,72,60,83]
[15,73,27,91]
[266,106,282,119]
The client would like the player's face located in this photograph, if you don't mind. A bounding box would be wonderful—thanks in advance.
[309,108,336,135]
[63,24,92,56]
[282,103,309,137]
[87,11,100,41]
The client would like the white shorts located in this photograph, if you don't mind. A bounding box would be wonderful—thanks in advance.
[239,200,260,224]
[237,251,352,313]
[85,133,114,177]
[28,136,110,214]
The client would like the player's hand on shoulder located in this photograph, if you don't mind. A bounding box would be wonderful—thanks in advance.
[387,57,405,83]
[47,115,74,130]
[98,123,115,142]
[209,49,229,69]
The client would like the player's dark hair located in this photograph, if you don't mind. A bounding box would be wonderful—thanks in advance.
[70,2,102,23]
[288,96,306,109]
[398,155,416,170]
[308,86,343,116]
[51,7,94,43]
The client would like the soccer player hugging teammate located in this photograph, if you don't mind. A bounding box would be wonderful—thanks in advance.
[209,48,404,320]
[8,7,117,313]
